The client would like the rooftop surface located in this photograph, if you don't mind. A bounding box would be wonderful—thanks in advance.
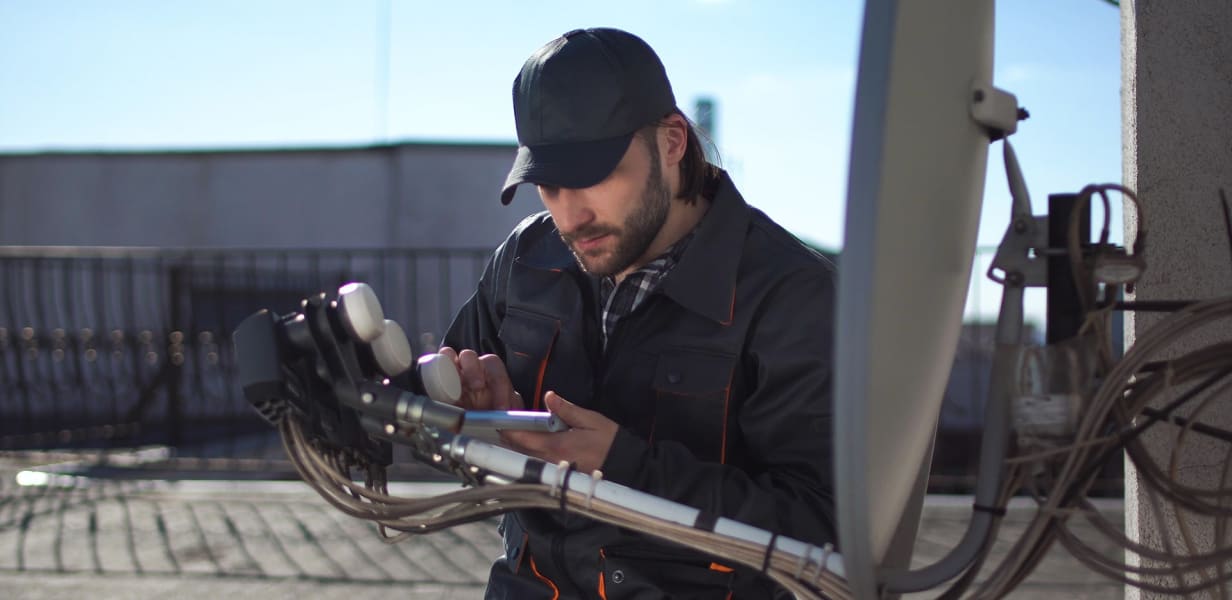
[0,464,1127,599]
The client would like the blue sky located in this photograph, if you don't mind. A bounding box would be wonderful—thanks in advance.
[0,0,1122,323]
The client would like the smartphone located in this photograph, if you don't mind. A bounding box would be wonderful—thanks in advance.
[460,410,567,442]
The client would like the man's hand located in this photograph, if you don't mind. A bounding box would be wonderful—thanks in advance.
[500,391,618,474]
[437,347,522,410]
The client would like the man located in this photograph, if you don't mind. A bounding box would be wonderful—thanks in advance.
[442,27,836,599]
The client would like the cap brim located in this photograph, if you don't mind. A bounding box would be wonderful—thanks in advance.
[500,132,635,205]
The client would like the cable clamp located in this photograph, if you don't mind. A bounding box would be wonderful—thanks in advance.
[794,544,815,580]
[555,460,576,513]
[550,460,566,495]
[814,544,834,586]
[585,470,603,510]
[761,532,780,574]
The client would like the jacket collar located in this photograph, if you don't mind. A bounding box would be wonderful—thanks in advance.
[659,170,748,325]
[514,170,749,324]
[516,218,577,272]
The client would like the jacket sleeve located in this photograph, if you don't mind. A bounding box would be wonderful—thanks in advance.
[442,240,509,357]
[599,266,837,548]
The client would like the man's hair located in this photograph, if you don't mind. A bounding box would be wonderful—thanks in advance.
[638,109,721,205]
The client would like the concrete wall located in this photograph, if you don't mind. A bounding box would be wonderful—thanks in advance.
[0,142,543,249]
[1123,1,1232,597]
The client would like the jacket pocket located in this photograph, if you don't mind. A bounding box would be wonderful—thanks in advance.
[497,308,561,411]
[600,545,734,599]
[498,513,529,575]
[650,350,736,463]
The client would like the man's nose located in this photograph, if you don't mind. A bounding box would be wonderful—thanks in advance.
[553,189,596,234]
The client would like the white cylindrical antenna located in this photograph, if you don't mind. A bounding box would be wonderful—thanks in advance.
[418,352,462,405]
[370,319,413,376]
[337,282,385,343]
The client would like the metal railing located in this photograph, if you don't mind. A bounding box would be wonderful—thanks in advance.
[0,246,490,479]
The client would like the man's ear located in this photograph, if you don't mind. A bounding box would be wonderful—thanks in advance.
[660,113,688,168]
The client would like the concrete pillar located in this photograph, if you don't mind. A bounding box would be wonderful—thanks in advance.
[1123,0,1232,597]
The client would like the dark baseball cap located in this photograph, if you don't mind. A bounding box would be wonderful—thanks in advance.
[500,28,676,205]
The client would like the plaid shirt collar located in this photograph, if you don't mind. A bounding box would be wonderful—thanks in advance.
[598,230,696,349]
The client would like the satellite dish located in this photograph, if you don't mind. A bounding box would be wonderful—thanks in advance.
[835,0,995,596]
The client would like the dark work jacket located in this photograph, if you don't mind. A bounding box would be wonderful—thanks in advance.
[443,172,837,599]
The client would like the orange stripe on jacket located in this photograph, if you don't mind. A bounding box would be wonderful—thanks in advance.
[531,326,558,410]
[528,555,560,600]
[598,549,608,599]
[720,365,736,464]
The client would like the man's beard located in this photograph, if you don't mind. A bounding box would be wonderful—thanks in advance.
[561,151,671,278]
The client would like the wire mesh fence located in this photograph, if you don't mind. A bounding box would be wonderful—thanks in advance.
[0,246,490,480]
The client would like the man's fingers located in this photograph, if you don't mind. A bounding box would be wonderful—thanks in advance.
[437,346,458,362]
[440,348,520,412]
[499,424,612,474]
[500,429,528,449]
[457,349,490,410]
[544,391,563,413]
[457,349,484,387]
[544,391,591,427]
[435,347,471,406]
[479,354,518,410]
[500,430,552,457]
